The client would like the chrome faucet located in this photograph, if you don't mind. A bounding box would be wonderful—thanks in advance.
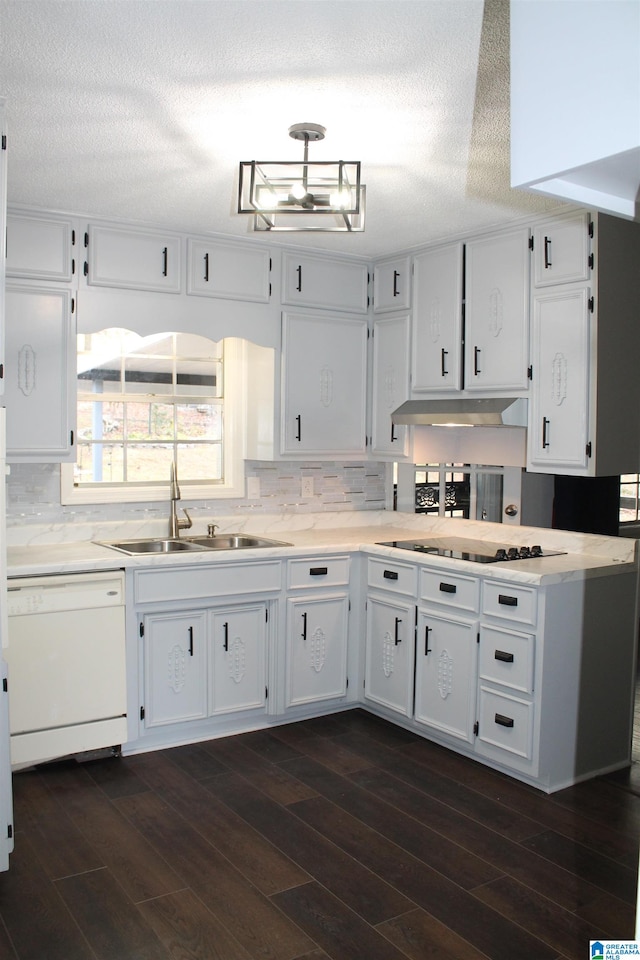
[169,462,192,538]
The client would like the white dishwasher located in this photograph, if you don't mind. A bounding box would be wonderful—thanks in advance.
[5,571,127,767]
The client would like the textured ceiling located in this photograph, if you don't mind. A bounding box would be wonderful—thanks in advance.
[0,0,560,259]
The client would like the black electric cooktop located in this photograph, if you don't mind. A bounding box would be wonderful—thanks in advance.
[375,538,567,563]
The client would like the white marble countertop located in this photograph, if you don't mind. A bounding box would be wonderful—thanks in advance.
[7,511,638,585]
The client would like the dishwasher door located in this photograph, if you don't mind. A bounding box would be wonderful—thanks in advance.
[6,571,127,767]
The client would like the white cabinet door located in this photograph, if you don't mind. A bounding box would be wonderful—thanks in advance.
[465,228,530,391]
[282,252,369,313]
[4,284,76,461]
[532,212,591,288]
[285,594,349,708]
[86,224,182,293]
[143,610,207,728]
[373,256,411,312]
[364,594,415,718]
[6,213,75,281]
[414,608,478,744]
[412,242,463,392]
[527,285,590,472]
[187,239,271,302]
[281,312,367,456]
[371,313,410,458]
[209,604,267,714]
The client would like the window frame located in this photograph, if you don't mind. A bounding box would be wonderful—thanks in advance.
[61,336,247,505]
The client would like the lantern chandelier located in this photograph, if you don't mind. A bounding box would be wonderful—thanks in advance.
[238,123,365,233]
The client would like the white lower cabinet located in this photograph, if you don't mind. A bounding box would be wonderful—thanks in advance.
[143,610,207,728]
[414,609,477,744]
[209,604,267,714]
[285,555,351,709]
[365,594,416,718]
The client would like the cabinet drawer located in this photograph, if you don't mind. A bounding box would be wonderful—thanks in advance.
[368,558,417,596]
[134,561,282,604]
[477,686,534,760]
[482,581,537,626]
[479,625,534,694]
[419,568,479,613]
[287,556,350,589]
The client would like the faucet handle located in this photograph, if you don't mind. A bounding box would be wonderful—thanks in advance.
[207,523,218,537]
[179,507,192,531]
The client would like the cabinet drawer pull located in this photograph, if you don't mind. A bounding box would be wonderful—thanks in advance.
[439,582,456,594]
[309,567,328,576]
[393,269,400,297]
[394,617,402,645]
[162,246,168,277]
[494,649,514,663]
[383,570,399,581]
[498,594,518,607]
[495,713,514,728]
[188,625,194,657]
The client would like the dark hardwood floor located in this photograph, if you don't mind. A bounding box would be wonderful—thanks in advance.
[0,707,638,960]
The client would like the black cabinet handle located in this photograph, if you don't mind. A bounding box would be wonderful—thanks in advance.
[188,625,194,657]
[542,416,550,449]
[162,246,168,277]
[301,611,307,642]
[394,617,402,645]
[424,624,432,656]
[439,582,456,594]
[393,269,400,297]
[495,713,514,728]
[474,346,481,376]
[441,348,448,377]
[204,252,209,283]
[295,415,302,442]
[544,236,552,269]
[383,570,399,581]
[223,621,229,652]
[310,567,328,576]
[498,594,518,607]
[296,264,302,292]
[390,421,396,443]
[494,649,514,663]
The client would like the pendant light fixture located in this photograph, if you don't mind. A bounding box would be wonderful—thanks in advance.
[238,123,365,232]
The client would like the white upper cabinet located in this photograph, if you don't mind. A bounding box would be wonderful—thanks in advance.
[281,251,369,314]
[4,284,76,462]
[373,255,411,312]
[411,242,463,393]
[464,227,530,392]
[527,285,590,472]
[85,224,182,293]
[6,213,75,282]
[531,212,591,288]
[281,311,367,457]
[187,238,271,302]
[371,313,411,458]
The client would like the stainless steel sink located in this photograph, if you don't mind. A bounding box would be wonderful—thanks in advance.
[97,533,291,555]
[183,534,291,549]
[98,538,208,556]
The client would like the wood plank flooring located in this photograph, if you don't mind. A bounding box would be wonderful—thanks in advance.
[0,708,638,960]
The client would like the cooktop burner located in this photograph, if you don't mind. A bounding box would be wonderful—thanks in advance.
[375,538,567,563]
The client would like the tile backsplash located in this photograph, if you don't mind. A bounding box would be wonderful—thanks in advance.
[6,460,389,530]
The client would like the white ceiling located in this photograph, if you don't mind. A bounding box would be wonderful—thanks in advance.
[0,0,561,259]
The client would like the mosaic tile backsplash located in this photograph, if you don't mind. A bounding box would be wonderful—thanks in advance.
[6,461,389,530]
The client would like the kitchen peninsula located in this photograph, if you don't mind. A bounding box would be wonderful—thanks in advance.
[6,511,638,795]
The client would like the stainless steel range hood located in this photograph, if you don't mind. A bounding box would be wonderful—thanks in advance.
[391,398,521,426]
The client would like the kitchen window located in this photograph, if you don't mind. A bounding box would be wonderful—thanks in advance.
[396,462,519,523]
[61,329,246,504]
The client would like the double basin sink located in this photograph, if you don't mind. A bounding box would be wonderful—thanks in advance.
[98,534,292,556]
